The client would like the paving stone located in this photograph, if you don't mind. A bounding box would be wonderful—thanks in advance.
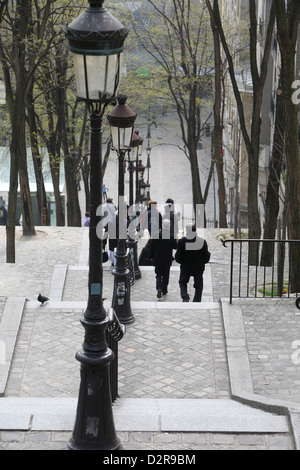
[0,218,299,450]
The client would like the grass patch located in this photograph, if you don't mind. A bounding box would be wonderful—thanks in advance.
[217,232,248,242]
[257,283,289,297]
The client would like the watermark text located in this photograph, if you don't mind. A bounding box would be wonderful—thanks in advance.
[95,199,205,248]
[291,340,300,365]
[0,340,6,365]
[292,79,300,105]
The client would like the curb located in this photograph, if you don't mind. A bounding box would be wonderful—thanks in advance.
[221,298,300,450]
[0,297,26,397]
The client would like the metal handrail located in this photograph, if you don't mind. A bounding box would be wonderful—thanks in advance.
[222,239,300,304]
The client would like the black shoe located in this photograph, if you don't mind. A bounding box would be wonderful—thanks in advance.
[182,298,189,302]
[157,291,162,299]
[163,291,168,295]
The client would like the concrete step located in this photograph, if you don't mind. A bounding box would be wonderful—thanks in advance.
[26,300,220,310]
[0,397,289,434]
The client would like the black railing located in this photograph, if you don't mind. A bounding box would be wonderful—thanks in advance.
[106,308,126,402]
[181,217,248,230]
[222,239,300,304]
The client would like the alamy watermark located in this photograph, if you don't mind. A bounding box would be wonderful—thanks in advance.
[291,78,300,105]
[0,340,5,365]
[291,340,300,366]
[96,199,205,250]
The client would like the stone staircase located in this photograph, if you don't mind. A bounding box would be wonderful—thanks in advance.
[0,227,298,449]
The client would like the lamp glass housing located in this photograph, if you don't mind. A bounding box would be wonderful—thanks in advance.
[72,52,123,101]
[66,1,128,103]
[107,96,137,152]
[111,126,134,151]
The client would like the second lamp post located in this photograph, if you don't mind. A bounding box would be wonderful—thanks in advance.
[107,96,136,325]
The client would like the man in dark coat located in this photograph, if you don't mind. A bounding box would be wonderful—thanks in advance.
[142,200,162,239]
[139,239,153,266]
[175,224,210,302]
[150,220,177,298]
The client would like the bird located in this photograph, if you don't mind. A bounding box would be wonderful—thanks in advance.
[38,294,49,305]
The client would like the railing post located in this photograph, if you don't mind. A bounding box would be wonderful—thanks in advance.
[223,238,300,302]
[230,241,234,304]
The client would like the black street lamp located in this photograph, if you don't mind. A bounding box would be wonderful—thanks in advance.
[137,160,146,203]
[139,179,149,202]
[65,0,128,451]
[146,125,152,201]
[130,131,143,207]
[134,131,144,205]
[107,96,136,324]
[127,131,143,280]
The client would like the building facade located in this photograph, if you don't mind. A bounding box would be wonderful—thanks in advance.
[222,0,300,232]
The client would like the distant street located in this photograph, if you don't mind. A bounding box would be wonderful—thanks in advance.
[102,110,219,230]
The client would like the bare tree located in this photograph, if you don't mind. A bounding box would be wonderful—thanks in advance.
[275,0,300,293]
[1,0,37,261]
[123,0,215,224]
[213,0,276,263]
[261,85,285,266]
[0,0,60,261]
[206,0,227,228]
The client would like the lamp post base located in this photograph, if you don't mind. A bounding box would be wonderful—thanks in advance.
[68,441,123,451]
[127,237,142,280]
[112,251,135,325]
[67,313,122,451]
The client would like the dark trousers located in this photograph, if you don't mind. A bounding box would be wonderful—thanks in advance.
[179,270,204,302]
[155,266,171,294]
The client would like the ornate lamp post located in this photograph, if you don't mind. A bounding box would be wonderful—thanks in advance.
[139,179,149,203]
[137,160,146,203]
[146,125,152,201]
[65,0,128,451]
[127,131,143,280]
[107,96,136,324]
[134,132,144,204]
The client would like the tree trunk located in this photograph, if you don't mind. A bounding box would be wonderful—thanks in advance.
[4,0,36,260]
[275,0,300,293]
[186,83,205,226]
[81,155,90,213]
[207,0,228,228]
[213,0,275,262]
[261,90,284,266]
[189,144,205,226]
[19,156,36,236]
[6,108,22,262]
[50,162,65,227]
[27,88,49,225]
[64,151,81,227]
[247,146,261,264]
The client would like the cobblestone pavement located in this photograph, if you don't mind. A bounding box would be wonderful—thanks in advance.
[242,299,300,403]
[0,296,5,322]
[206,229,300,406]
[5,304,229,400]
[1,125,300,452]
[0,430,294,451]
[0,227,84,298]
[63,266,213,303]
[117,306,229,400]
[0,226,299,450]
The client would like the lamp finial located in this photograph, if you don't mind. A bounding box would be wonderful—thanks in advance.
[88,0,104,7]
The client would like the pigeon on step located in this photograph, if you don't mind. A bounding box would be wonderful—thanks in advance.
[38,294,49,305]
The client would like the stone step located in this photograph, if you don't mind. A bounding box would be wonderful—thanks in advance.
[0,397,289,434]
[26,300,220,310]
